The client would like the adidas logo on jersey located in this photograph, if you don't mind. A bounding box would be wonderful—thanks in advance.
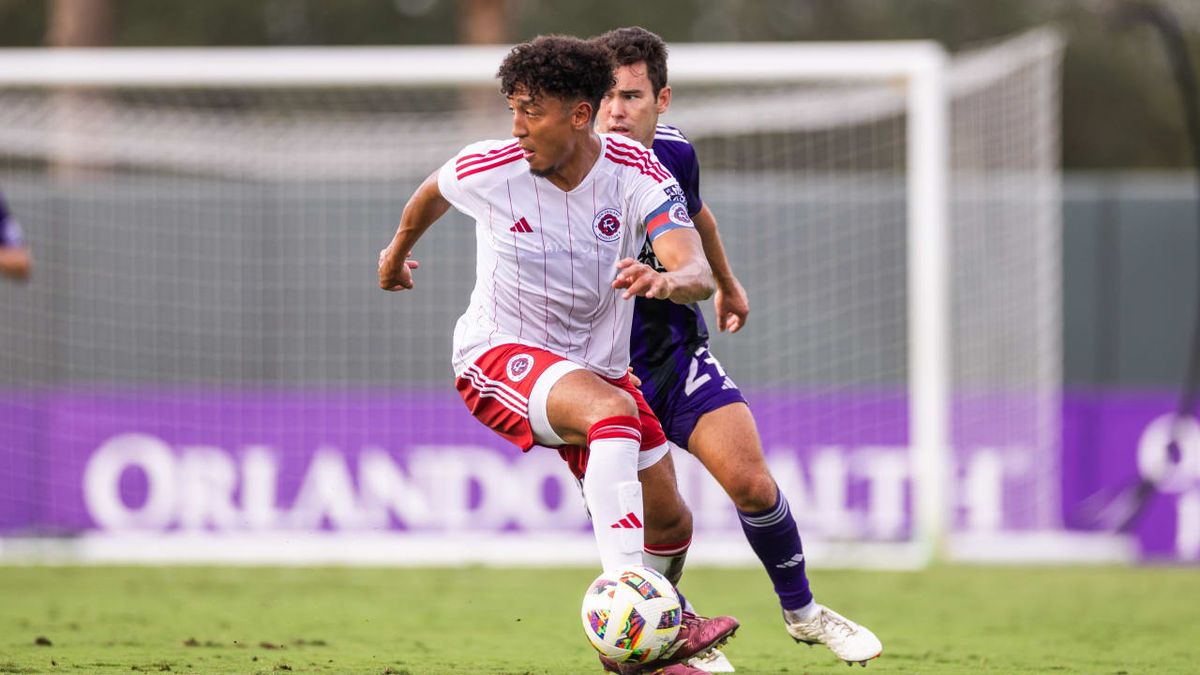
[510,217,533,233]
[610,512,643,529]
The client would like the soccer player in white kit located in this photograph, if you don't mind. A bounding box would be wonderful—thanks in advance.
[378,35,737,674]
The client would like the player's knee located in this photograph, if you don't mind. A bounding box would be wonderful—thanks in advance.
[648,498,692,542]
[589,387,638,425]
[728,472,779,513]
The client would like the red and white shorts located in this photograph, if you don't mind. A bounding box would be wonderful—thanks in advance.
[455,343,669,480]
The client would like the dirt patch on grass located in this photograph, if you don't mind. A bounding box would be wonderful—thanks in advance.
[292,639,328,647]
[182,638,222,648]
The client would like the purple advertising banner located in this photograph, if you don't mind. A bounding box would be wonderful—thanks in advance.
[1,388,914,541]
[1061,391,1200,562]
[1,387,1196,562]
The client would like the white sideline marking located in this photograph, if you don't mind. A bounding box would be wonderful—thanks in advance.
[0,532,1135,568]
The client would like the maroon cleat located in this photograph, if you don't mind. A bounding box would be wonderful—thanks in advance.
[664,611,739,663]
[597,655,709,674]
[597,611,740,674]
[595,658,705,672]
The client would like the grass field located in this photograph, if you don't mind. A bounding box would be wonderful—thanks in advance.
[0,565,1197,674]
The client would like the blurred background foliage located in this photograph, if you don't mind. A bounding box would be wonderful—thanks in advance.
[1,0,1199,169]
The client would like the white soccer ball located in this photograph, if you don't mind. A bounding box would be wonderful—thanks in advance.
[581,564,682,664]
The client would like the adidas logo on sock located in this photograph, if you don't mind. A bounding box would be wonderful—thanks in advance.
[775,553,805,569]
[610,512,643,529]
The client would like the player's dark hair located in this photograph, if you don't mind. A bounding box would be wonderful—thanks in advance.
[592,26,669,95]
[497,35,614,120]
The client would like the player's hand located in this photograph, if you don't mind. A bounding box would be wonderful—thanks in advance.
[625,367,642,387]
[378,247,420,291]
[612,258,673,300]
[715,278,749,333]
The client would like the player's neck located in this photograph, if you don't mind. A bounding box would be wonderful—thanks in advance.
[545,132,602,192]
[639,116,659,150]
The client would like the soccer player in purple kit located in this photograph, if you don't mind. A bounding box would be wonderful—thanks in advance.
[592,27,883,670]
[0,191,32,280]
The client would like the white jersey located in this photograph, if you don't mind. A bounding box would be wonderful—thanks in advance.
[438,133,695,379]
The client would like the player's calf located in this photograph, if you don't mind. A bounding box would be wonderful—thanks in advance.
[639,450,693,584]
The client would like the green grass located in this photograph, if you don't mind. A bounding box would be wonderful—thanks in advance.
[0,565,1197,673]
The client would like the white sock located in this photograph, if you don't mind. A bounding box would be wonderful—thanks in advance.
[643,538,691,585]
[582,416,644,573]
[790,600,820,621]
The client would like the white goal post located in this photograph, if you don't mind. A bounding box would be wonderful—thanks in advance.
[0,31,1087,567]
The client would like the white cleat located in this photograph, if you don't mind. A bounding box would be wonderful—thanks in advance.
[686,647,735,672]
[783,603,882,666]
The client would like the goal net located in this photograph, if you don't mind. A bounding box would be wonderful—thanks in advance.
[0,29,1068,567]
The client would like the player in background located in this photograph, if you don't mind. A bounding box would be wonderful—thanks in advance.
[0,191,32,280]
[593,27,883,669]
[378,35,736,674]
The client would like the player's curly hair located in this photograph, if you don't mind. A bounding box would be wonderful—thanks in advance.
[592,26,669,95]
[497,35,614,120]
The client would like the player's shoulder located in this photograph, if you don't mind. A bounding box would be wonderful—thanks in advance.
[600,134,672,185]
[450,138,525,183]
[650,125,698,171]
[653,124,692,145]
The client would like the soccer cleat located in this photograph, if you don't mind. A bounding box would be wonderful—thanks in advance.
[685,647,735,672]
[651,664,710,675]
[597,656,709,674]
[598,611,740,674]
[661,610,739,665]
[783,603,882,666]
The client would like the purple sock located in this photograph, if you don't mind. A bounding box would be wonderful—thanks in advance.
[737,486,813,610]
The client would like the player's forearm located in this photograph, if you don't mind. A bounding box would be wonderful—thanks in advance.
[384,172,451,258]
[647,228,714,304]
[691,206,738,287]
[662,259,714,305]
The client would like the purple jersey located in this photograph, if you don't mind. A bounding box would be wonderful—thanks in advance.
[630,125,708,368]
[0,192,24,248]
[630,125,746,448]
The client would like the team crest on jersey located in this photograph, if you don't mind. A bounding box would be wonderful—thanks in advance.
[592,208,623,242]
[506,354,534,382]
[669,203,692,226]
[664,184,686,204]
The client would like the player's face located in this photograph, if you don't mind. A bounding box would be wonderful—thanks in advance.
[507,87,589,178]
[597,62,671,149]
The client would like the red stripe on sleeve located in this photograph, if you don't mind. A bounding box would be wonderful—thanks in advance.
[604,153,664,183]
[607,141,671,181]
[456,142,520,167]
[457,153,524,180]
[645,211,671,236]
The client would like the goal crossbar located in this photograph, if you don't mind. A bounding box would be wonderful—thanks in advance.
[0,43,945,87]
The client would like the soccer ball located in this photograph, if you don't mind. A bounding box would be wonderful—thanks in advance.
[580,564,682,664]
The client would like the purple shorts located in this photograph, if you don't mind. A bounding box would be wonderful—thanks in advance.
[633,343,748,449]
